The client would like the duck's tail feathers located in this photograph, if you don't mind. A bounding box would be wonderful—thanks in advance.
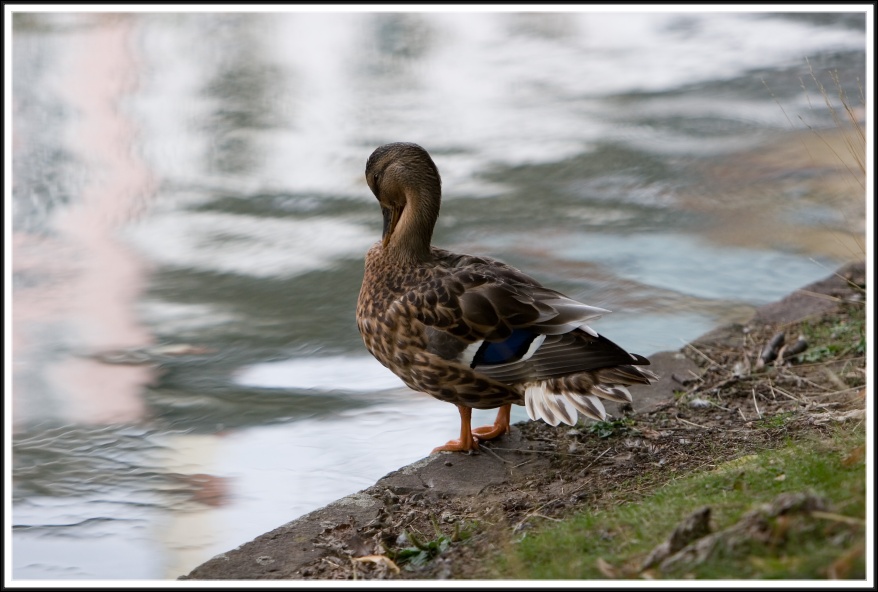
[523,366,658,427]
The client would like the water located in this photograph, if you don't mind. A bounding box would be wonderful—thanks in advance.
[9,9,867,581]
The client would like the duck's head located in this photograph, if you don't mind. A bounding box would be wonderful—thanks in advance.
[365,142,442,261]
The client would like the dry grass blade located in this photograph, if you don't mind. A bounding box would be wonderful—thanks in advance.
[675,415,710,429]
[810,511,866,526]
[596,557,618,578]
[802,59,866,187]
[680,340,722,368]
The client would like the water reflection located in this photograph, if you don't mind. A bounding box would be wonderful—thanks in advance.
[13,13,155,428]
[10,9,866,581]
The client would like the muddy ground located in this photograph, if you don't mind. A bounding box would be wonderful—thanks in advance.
[183,260,866,581]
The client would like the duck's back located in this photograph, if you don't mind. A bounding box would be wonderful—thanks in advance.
[357,244,652,410]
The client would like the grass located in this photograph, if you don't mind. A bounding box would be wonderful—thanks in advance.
[496,294,866,580]
[393,517,474,570]
[455,280,867,582]
[754,411,796,430]
[799,310,866,363]
[587,417,637,439]
[801,60,866,185]
[497,424,866,580]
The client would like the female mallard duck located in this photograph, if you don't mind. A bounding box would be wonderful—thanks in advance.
[356,142,657,453]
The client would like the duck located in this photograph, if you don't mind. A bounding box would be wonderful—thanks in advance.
[356,142,657,453]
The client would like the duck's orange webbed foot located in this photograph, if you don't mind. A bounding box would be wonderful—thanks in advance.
[432,404,481,454]
[431,436,479,453]
[471,404,511,442]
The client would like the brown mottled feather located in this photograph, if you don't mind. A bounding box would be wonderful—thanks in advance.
[356,142,657,446]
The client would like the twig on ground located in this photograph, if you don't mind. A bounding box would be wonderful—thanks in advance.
[675,415,710,429]
[479,443,513,464]
[811,511,866,526]
[681,340,723,368]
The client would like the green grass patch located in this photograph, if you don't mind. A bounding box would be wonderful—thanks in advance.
[497,425,865,580]
[393,518,474,570]
[587,417,637,439]
[799,306,866,363]
[754,411,796,430]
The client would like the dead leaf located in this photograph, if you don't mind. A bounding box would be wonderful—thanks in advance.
[352,555,401,574]
[827,543,865,579]
[596,557,616,578]
[841,444,865,467]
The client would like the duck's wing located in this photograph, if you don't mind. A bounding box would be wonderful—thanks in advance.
[471,331,651,384]
[414,250,647,382]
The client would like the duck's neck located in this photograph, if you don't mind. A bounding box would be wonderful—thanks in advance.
[385,187,439,265]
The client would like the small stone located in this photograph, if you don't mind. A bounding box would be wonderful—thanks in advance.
[256,556,275,565]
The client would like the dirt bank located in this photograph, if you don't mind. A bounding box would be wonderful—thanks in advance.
[182,259,866,581]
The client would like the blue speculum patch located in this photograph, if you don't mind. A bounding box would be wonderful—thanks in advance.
[473,328,539,366]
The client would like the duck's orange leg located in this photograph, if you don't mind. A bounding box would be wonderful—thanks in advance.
[432,405,479,453]
[472,404,511,441]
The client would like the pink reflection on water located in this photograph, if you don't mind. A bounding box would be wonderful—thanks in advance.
[13,15,157,427]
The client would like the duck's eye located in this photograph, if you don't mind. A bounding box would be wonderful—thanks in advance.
[373,173,380,186]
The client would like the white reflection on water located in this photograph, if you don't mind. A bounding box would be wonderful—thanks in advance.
[13,14,156,428]
[125,212,375,278]
[235,355,405,392]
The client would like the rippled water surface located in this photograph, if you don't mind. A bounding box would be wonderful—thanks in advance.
[9,9,867,580]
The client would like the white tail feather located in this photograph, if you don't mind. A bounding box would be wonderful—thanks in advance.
[593,384,633,403]
[541,391,578,426]
[524,382,609,426]
[524,385,539,421]
[565,392,607,421]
